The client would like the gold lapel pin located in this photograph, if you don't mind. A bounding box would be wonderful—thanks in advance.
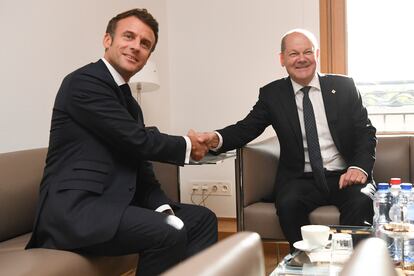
[331,89,336,94]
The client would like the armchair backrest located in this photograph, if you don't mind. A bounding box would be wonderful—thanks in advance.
[152,162,180,202]
[0,148,47,242]
[373,135,413,183]
[237,136,279,207]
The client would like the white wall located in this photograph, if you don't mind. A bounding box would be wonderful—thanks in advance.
[167,0,319,217]
[0,0,171,153]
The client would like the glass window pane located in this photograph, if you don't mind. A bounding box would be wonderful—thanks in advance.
[347,0,414,132]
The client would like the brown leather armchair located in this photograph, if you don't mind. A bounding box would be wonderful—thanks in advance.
[235,135,414,247]
[0,147,180,276]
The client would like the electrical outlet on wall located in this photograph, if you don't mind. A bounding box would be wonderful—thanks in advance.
[190,181,231,196]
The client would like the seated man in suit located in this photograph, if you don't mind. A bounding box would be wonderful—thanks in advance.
[199,29,376,250]
[26,8,217,275]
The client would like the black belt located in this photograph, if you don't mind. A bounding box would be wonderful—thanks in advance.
[301,169,345,178]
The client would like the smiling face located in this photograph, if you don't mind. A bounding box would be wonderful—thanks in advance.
[103,16,155,82]
[279,32,319,86]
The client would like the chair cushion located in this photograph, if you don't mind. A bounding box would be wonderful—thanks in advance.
[244,202,285,240]
[309,205,340,225]
[244,203,340,240]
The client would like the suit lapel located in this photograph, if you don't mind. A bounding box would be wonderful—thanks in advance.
[319,74,340,149]
[95,60,144,124]
[280,78,303,148]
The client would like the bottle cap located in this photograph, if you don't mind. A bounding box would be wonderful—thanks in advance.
[390,178,402,185]
[401,183,413,190]
[377,183,389,190]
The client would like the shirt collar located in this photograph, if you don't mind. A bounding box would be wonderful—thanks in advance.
[291,74,321,95]
[101,58,126,86]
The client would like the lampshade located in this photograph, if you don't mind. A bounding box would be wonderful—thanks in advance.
[129,61,160,94]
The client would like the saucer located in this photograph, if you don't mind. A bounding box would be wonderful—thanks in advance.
[293,240,330,252]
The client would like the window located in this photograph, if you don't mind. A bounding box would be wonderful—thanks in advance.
[320,0,414,132]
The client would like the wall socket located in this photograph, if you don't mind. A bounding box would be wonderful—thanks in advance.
[191,181,231,196]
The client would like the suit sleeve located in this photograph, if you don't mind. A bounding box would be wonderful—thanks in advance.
[347,78,377,177]
[64,72,186,165]
[217,89,271,152]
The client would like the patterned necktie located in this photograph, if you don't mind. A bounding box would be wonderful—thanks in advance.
[301,86,329,194]
[119,83,139,120]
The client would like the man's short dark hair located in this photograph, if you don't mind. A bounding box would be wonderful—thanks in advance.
[106,8,159,52]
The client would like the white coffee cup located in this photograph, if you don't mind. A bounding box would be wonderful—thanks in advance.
[301,225,330,248]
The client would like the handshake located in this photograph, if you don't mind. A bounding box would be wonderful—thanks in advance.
[187,130,219,161]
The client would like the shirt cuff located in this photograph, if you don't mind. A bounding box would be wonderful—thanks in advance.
[348,166,368,177]
[183,136,191,164]
[210,131,223,152]
[155,204,174,215]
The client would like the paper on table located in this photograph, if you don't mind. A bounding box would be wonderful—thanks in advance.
[307,248,352,264]
[307,248,332,263]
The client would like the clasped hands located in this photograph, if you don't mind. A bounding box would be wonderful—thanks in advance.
[187,130,219,161]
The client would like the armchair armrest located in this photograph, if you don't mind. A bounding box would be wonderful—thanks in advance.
[151,162,180,202]
[235,136,279,230]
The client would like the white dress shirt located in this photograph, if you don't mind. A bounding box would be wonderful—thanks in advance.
[291,75,347,172]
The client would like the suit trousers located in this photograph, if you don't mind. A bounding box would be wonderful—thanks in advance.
[275,171,373,250]
[75,203,218,276]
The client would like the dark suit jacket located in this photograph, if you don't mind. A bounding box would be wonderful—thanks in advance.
[217,74,377,197]
[26,60,186,250]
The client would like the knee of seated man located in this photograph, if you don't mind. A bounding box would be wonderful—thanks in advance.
[198,205,218,227]
[277,196,303,214]
[183,204,218,228]
[158,215,187,250]
[351,193,373,210]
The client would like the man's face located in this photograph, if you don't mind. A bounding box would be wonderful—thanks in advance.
[103,16,155,82]
[279,32,319,86]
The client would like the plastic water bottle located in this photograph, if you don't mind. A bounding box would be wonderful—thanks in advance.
[400,183,413,221]
[389,178,402,222]
[401,183,414,268]
[388,178,402,263]
[406,184,414,224]
[373,183,390,235]
[373,183,393,260]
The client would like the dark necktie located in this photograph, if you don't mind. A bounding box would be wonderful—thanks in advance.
[119,83,139,120]
[301,86,329,194]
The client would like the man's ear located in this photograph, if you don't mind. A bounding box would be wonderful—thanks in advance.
[279,52,285,67]
[315,48,320,60]
[103,33,112,50]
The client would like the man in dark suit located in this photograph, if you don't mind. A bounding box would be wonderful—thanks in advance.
[26,9,217,275]
[200,29,376,249]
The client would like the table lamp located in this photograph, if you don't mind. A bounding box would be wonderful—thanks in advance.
[129,60,160,103]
